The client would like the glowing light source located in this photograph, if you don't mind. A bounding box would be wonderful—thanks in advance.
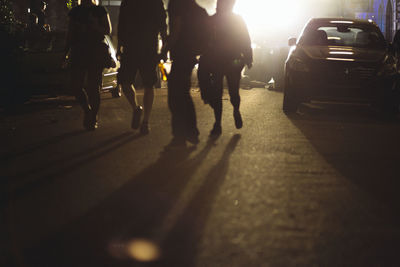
[326,58,355,62]
[104,72,118,76]
[233,0,303,36]
[329,47,353,51]
[329,51,354,55]
[330,20,354,24]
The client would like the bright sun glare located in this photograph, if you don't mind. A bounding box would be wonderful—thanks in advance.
[233,0,303,36]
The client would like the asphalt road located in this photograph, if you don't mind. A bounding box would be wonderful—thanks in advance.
[1,88,400,266]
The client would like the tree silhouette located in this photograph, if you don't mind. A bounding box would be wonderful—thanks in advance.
[0,0,15,29]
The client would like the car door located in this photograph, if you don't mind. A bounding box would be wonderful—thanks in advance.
[101,35,119,91]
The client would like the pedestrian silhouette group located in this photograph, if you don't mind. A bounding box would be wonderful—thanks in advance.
[65,0,253,148]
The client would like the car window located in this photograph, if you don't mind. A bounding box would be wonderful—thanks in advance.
[300,23,386,48]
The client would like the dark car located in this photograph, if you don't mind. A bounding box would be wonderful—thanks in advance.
[283,18,400,114]
[18,31,121,98]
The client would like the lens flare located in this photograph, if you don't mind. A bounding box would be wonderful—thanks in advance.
[127,239,161,262]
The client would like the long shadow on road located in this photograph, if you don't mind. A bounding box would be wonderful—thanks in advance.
[154,134,241,267]
[3,131,139,201]
[287,105,400,266]
[3,131,144,266]
[21,135,240,266]
[0,129,86,163]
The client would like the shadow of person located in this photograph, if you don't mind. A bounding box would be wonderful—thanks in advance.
[153,134,241,266]
[1,129,87,163]
[22,137,217,266]
[4,131,140,201]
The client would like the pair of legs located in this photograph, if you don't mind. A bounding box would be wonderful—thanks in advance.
[198,59,243,134]
[70,64,103,130]
[210,68,242,128]
[121,83,154,125]
[167,56,199,144]
[119,53,157,132]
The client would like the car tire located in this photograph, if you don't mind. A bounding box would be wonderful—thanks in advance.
[379,80,400,116]
[282,80,300,113]
[111,85,122,98]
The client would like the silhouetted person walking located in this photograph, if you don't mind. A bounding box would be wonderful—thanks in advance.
[393,29,400,61]
[64,0,112,130]
[198,0,252,136]
[36,1,47,30]
[163,0,210,147]
[117,0,167,134]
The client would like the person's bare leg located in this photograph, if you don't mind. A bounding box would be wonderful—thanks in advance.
[140,86,154,134]
[121,83,139,109]
[122,82,142,129]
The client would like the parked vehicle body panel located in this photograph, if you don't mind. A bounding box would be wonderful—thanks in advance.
[283,18,399,113]
[18,31,119,96]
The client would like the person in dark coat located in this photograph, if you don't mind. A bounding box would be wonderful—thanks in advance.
[117,0,167,134]
[198,0,253,136]
[36,1,47,29]
[393,29,400,58]
[163,0,210,147]
[63,0,112,130]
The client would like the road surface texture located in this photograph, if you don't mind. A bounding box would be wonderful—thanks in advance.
[1,88,400,266]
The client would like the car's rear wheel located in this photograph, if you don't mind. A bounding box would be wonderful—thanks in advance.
[379,79,400,117]
[111,85,122,98]
[283,79,301,113]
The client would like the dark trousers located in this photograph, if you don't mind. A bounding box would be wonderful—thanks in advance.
[70,66,103,116]
[168,57,199,140]
[198,59,243,125]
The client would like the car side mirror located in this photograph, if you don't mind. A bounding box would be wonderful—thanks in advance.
[288,37,297,46]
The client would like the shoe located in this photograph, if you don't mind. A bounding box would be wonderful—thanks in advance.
[89,120,99,131]
[140,121,150,135]
[131,106,143,129]
[84,110,98,131]
[233,110,243,129]
[209,123,222,136]
[83,111,91,130]
[87,113,98,131]
[186,134,200,145]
